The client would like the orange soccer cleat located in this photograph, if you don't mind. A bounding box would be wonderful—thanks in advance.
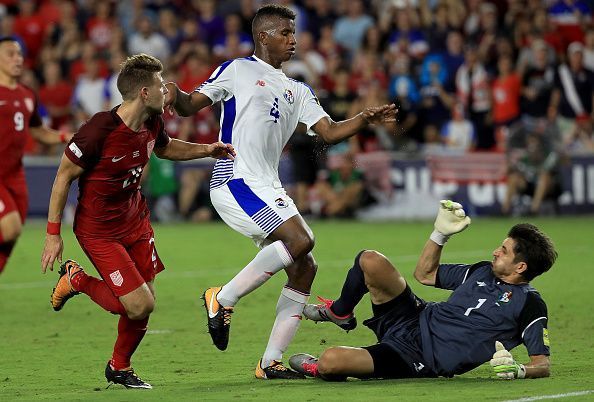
[50,259,84,311]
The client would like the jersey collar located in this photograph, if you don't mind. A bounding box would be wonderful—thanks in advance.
[252,55,283,72]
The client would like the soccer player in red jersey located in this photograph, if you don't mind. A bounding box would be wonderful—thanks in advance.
[0,37,71,275]
[40,54,235,389]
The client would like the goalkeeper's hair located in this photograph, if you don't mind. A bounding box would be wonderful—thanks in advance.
[508,223,557,281]
[117,53,163,101]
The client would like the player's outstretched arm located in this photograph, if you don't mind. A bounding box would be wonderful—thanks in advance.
[154,139,235,161]
[490,341,550,379]
[414,200,471,286]
[41,155,84,274]
[311,104,397,144]
[164,82,213,117]
[30,125,73,146]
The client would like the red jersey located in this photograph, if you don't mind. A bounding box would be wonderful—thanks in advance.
[0,84,42,179]
[64,108,170,238]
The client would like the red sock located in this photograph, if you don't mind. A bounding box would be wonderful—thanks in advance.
[72,273,126,315]
[111,315,149,370]
[0,241,15,275]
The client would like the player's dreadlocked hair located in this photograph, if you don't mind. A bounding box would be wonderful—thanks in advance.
[117,53,163,100]
[508,223,557,281]
[252,4,296,37]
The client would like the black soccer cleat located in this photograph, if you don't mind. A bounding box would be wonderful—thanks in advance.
[105,362,152,389]
[201,287,233,351]
[255,359,306,380]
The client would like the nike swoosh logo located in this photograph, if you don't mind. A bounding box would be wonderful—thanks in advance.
[112,156,126,162]
[208,292,218,318]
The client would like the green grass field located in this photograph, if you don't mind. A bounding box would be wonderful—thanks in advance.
[1,217,593,401]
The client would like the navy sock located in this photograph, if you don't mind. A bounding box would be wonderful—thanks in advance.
[330,250,368,316]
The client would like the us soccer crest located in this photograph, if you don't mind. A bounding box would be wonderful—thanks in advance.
[283,89,294,104]
[275,197,289,208]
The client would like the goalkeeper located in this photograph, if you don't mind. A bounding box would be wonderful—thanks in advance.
[289,200,556,381]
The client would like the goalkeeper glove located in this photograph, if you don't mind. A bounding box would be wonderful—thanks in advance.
[490,341,526,379]
[430,200,471,246]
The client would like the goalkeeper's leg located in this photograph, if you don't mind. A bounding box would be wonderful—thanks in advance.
[358,250,408,305]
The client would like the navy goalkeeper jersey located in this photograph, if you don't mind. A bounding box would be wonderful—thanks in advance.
[418,262,550,377]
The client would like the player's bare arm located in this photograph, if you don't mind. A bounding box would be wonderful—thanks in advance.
[154,139,235,161]
[164,82,213,117]
[311,104,397,144]
[415,200,472,286]
[29,125,73,145]
[414,240,441,286]
[525,354,550,378]
[41,155,84,273]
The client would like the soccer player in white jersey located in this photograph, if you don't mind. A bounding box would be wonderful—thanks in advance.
[165,4,397,379]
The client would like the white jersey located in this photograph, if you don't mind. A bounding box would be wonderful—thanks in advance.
[197,55,329,190]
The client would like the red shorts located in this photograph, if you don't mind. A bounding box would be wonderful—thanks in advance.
[0,178,28,222]
[76,223,165,297]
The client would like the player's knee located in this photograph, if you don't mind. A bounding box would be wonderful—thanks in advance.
[285,233,315,260]
[126,298,154,320]
[359,250,390,276]
[1,224,22,243]
[318,348,342,376]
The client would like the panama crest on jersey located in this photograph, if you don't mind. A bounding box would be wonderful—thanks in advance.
[283,89,294,104]
[275,197,289,208]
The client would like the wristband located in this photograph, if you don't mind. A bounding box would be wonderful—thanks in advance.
[430,229,449,246]
[517,364,526,379]
[59,131,68,144]
[47,221,61,235]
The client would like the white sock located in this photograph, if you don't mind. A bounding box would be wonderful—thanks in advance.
[261,287,309,367]
[217,240,293,307]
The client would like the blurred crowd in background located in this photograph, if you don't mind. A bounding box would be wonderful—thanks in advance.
[3,0,594,219]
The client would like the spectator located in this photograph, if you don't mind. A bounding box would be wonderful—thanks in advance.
[442,30,465,88]
[196,0,225,48]
[314,153,366,218]
[158,7,184,54]
[492,54,522,149]
[441,102,475,153]
[13,0,46,66]
[502,132,562,216]
[103,50,126,110]
[128,13,171,62]
[38,60,73,131]
[455,43,494,150]
[212,13,253,62]
[85,1,114,54]
[71,57,107,127]
[549,42,594,143]
[419,54,455,131]
[305,0,337,40]
[333,0,374,59]
[520,40,556,134]
[387,7,429,61]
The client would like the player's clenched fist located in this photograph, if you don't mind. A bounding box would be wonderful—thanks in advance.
[430,200,471,246]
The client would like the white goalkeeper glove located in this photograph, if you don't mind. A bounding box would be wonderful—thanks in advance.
[490,341,526,380]
[430,200,471,246]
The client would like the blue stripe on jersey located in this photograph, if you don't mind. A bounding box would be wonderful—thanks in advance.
[195,59,235,92]
[227,179,284,234]
[289,78,316,96]
[221,96,236,143]
[242,56,257,61]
